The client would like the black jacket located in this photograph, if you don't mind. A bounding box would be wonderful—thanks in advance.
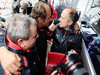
[36,27,51,65]
[51,25,82,53]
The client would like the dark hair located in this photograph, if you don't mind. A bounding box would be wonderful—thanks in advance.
[39,0,47,2]
[12,0,20,13]
[69,12,79,24]
[14,0,17,1]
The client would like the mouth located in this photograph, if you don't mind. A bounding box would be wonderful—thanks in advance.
[59,22,62,25]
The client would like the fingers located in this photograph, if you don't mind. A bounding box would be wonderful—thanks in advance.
[5,69,21,75]
[6,54,21,74]
[74,23,80,34]
[6,61,21,75]
[75,30,81,34]
[15,54,21,67]
[0,47,22,75]
[13,71,21,75]
[51,70,59,75]
[6,62,21,75]
[49,20,56,32]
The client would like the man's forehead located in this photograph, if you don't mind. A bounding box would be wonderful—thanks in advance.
[45,5,51,18]
[65,8,75,13]
[61,9,72,19]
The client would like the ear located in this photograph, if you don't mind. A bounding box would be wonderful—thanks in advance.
[17,39,24,47]
[37,17,43,22]
[68,20,73,26]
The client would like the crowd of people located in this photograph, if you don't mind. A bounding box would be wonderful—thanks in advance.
[0,0,82,75]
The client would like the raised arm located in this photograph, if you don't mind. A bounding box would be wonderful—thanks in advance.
[0,46,21,75]
[0,28,21,75]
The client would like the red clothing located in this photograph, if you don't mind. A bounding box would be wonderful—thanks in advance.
[50,5,57,19]
[6,34,29,67]
[6,34,22,50]
[6,34,30,52]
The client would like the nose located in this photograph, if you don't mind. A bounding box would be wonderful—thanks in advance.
[58,17,61,21]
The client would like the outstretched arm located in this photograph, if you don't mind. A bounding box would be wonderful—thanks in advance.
[0,46,21,75]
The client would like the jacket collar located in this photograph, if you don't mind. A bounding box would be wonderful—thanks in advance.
[6,34,30,52]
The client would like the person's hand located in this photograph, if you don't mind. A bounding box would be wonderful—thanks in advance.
[49,20,56,32]
[0,46,21,75]
[74,23,81,34]
[51,70,59,75]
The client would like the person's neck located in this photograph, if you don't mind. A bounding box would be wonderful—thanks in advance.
[65,26,70,31]
[38,22,45,28]
[38,24,43,28]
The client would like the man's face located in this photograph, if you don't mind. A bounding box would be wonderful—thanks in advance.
[22,25,39,50]
[59,9,74,28]
[40,5,52,27]
[47,0,51,5]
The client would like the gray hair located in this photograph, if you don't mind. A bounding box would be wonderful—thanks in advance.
[7,14,37,43]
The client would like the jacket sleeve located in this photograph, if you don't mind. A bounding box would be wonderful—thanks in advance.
[0,28,6,47]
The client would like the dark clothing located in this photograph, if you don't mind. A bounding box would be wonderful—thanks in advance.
[0,28,42,75]
[36,27,47,67]
[0,26,50,75]
[36,27,51,72]
[0,28,5,47]
[51,25,82,54]
[12,0,20,13]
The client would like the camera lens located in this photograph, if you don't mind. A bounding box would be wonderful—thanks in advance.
[61,54,89,75]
